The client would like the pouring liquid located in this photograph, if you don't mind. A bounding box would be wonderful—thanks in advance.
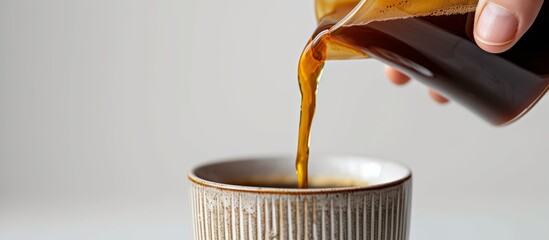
[296,2,549,188]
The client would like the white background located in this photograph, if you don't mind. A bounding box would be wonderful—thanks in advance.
[1,0,548,239]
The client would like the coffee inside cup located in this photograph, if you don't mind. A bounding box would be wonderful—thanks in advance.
[191,157,409,189]
[227,175,369,188]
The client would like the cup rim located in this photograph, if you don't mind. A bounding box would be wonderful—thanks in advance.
[188,155,412,195]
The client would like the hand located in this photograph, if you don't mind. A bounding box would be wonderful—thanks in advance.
[386,0,545,103]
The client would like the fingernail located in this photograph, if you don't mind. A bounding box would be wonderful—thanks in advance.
[476,3,518,46]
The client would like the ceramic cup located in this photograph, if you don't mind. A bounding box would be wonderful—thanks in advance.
[189,156,412,240]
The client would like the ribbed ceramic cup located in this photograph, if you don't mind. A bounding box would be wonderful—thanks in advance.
[189,156,412,240]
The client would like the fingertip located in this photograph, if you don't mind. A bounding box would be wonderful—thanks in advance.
[385,66,410,85]
[474,37,514,54]
[429,89,449,104]
[474,2,518,53]
[473,0,543,54]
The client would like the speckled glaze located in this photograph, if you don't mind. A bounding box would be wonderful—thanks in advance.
[189,156,412,240]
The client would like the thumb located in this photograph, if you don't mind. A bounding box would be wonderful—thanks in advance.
[474,0,544,53]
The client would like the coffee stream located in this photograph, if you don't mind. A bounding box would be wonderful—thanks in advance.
[296,1,549,188]
[296,4,360,189]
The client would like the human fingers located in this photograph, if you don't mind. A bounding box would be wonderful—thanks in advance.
[385,66,449,103]
[428,89,449,104]
[474,0,544,53]
[385,66,410,85]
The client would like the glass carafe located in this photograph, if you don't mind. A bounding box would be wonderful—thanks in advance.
[314,0,549,125]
